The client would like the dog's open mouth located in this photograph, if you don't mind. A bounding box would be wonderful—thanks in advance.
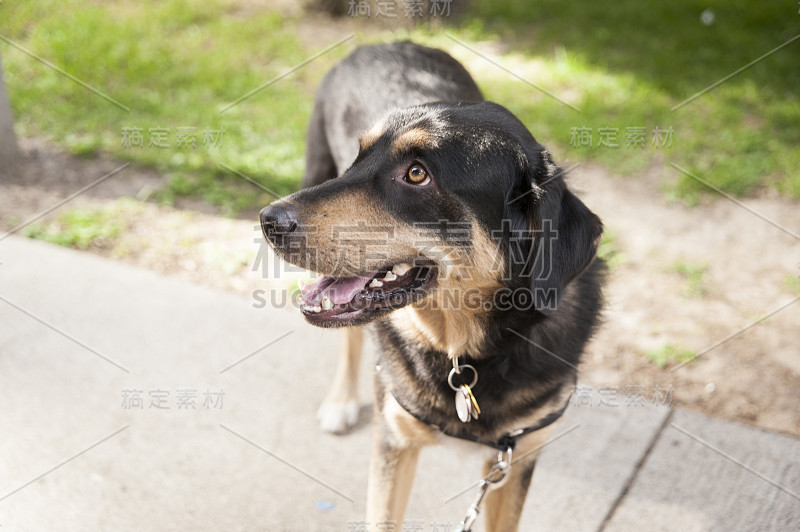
[299,261,437,325]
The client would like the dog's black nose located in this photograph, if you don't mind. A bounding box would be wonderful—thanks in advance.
[260,203,298,247]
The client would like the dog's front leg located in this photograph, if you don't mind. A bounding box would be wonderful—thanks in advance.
[481,450,538,531]
[366,421,421,525]
[482,422,559,531]
[317,327,363,433]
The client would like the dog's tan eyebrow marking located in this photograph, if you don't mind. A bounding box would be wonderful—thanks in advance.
[359,119,386,151]
[391,127,434,155]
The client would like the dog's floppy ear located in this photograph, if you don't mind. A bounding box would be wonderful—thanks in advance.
[526,150,603,312]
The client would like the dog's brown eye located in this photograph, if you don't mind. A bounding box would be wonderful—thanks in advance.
[405,164,429,185]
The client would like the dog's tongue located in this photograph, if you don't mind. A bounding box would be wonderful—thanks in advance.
[301,272,377,305]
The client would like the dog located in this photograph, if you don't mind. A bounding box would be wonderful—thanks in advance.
[260,41,604,529]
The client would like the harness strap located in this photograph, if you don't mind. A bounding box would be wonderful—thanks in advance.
[390,381,574,452]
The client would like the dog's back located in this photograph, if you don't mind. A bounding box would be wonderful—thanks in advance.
[304,41,484,186]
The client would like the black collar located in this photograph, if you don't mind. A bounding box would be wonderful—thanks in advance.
[390,381,574,452]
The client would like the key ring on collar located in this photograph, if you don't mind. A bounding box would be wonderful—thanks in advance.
[448,364,478,391]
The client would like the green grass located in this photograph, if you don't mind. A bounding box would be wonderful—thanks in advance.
[24,204,128,249]
[645,344,697,368]
[1,0,331,214]
[1,0,798,213]
[672,261,708,297]
[462,0,800,199]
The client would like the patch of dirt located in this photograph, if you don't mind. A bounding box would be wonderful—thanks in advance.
[1,140,798,436]
[571,162,800,436]
[1,139,270,295]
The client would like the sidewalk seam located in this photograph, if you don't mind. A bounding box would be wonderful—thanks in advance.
[595,407,675,532]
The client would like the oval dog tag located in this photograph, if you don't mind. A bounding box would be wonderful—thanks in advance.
[455,387,472,423]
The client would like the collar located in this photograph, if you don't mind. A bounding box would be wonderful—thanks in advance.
[390,377,574,452]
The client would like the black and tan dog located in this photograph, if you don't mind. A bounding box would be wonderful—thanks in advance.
[260,41,603,529]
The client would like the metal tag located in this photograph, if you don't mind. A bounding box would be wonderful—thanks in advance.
[455,387,472,423]
[463,384,480,420]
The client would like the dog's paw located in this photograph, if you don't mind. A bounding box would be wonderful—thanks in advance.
[317,400,360,434]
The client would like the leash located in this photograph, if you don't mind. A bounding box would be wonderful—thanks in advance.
[390,378,575,531]
[456,446,513,532]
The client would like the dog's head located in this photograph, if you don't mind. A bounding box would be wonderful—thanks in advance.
[260,102,602,328]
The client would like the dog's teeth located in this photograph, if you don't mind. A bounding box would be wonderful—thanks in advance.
[321,296,333,310]
[306,305,322,313]
[392,263,412,276]
[383,271,397,282]
[369,279,384,288]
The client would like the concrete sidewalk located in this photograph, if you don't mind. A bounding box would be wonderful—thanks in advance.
[0,236,798,531]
